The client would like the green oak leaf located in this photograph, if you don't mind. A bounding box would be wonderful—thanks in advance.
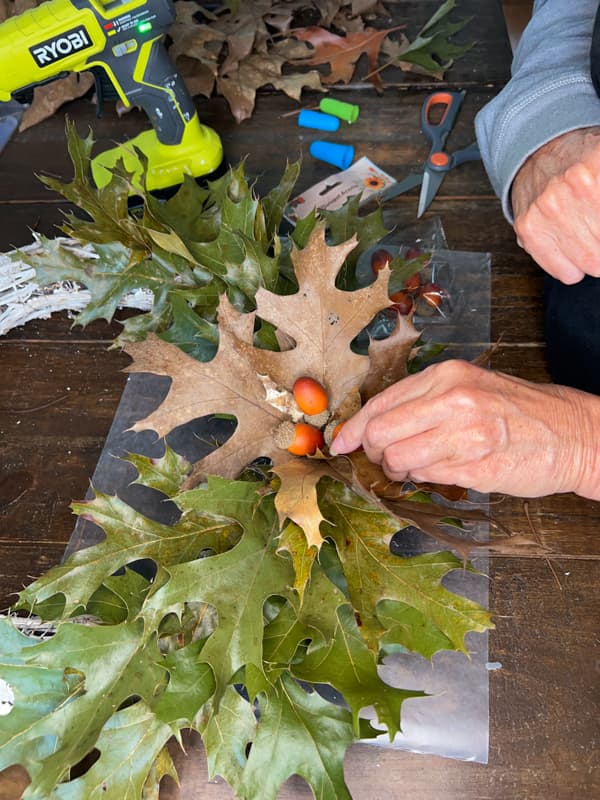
[396,0,473,77]
[239,673,356,800]
[377,599,455,659]
[290,207,319,249]
[319,481,493,652]
[145,175,218,242]
[86,567,152,624]
[260,559,348,686]
[125,445,191,498]
[293,604,422,739]
[188,226,279,304]
[158,292,219,360]
[198,686,256,788]
[158,600,218,654]
[0,618,166,798]
[51,703,174,800]
[140,478,294,702]
[276,521,317,605]
[218,163,262,240]
[39,119,146,256]
[152,640,216,731]
[262,600,312,679]
[17,489,237,617]
[262,160,302,240]
[322,195,390,290]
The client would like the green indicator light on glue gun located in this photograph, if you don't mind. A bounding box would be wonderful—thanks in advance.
[138,21,152,32]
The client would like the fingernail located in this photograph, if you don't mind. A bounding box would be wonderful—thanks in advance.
[329,432,347,455]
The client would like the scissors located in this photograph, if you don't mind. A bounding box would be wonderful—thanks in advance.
[381,90,481,217]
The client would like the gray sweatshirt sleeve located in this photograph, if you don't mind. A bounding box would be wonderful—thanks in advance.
[474,0,600,223]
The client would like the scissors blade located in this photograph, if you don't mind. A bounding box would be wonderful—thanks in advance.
[417,169,445,218]
[380,172,423,203]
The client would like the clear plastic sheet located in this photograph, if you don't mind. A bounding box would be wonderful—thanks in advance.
[365,548,490,762]
[354,219,493,762]
[355,218,492,354]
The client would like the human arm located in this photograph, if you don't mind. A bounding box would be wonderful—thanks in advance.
[330,360,600,500]
[475,0,600,282]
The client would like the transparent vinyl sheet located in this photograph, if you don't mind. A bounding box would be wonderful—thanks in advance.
[354,219,493,762]
[364,546,491,763]
[66,218,493,765]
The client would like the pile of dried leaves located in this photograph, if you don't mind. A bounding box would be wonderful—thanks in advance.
[1,0,471,128]
[0,124,494,799]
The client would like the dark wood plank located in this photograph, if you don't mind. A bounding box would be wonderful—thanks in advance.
[0,341,128,603]
[2,302,138,343]
[0,201,68,252]
[0,89,497,208]
[377,0,513,87]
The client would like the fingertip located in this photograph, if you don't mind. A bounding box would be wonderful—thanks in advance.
[329,432,347,456]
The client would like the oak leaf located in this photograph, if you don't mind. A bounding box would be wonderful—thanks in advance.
[318,483,491,652]
[216,52,322,123]
[19,73,95,131]
[292,25,401,90]
[272,460,332,551]
[123,221,482,558]
[124,297,295,482]
[124,224,395,489]
[361,308,420,400]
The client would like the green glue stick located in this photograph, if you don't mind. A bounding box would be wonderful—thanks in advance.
[319,98,360,123]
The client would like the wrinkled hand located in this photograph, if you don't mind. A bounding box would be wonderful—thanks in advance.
[331,361,600,499]
[511,126,600,284]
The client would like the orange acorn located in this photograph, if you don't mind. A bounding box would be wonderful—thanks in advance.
[331,420,346,441]
[370,248,393,274]
[403,273,421,293]
[275,421,324,456]
[293,376,328,416]
[388,289,414,315]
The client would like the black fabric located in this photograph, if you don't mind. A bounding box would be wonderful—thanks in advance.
[544,274,600,395]
[592,1,600,97]
[544,6,600,394]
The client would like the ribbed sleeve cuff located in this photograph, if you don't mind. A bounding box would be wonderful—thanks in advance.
[475,70,600,223]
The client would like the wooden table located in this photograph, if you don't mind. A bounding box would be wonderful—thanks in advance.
[0,2,598,797]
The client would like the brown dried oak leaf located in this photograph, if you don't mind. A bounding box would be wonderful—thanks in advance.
[124,224,393,491]
[124,223,494,553]
[292,25,402,90]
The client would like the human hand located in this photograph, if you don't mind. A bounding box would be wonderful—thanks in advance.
[511,126,600,284]
[331,360,600,499]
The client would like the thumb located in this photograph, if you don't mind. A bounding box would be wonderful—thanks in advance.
[329,414,365,455]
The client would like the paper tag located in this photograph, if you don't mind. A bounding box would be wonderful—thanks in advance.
[285,157,396,223]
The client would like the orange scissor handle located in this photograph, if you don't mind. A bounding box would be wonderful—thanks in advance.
[420,90,466,165]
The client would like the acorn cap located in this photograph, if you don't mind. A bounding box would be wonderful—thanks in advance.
[305,410,330,429]
[273,420,297,450]
[323,419,340,448]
